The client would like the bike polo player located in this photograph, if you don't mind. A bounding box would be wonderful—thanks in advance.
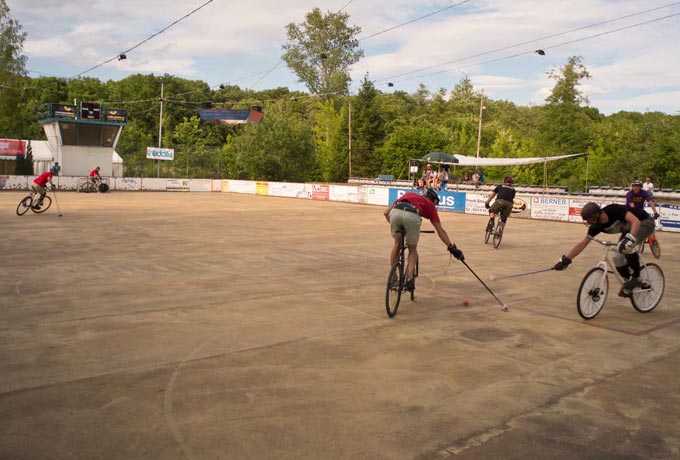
[31,165,59,210]
[384,187,465,291]
[626,179,659,218]
[484,176,516,233]
[89,166,102,187]
[553,202,655,297]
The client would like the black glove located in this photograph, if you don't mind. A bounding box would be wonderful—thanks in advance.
[484,202,490,209]
[653,212,660,219]
[617,233,636,254]
[553,255,572,271]
[448,243,464,261]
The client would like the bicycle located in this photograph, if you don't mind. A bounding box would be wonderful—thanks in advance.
[79,177,109,193]
[637,218,661,259]
[577,238,664,320]
[484,214,505,249]
[385,228,434,318]
[16,189,53,216]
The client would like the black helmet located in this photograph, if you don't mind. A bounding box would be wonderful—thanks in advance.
[631,179,642,187]
[504,176,513,185]
[581,202,601,221]
[423,187,440,205]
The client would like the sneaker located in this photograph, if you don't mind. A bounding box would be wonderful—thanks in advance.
[618,278,642,298]
[33,204,41,210]
[403,278,415,292]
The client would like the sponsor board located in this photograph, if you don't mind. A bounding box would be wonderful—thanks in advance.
[659,203,680,233]
[329,185,360,203]
[141,178,168,191]
[167,179,190,191]
[531,196,570,221]
[567,198,614,222]
[268,182,307,198]
[465,192,492,215]
[311,184,329,201]
[359,187,390,205]
[115,177,142,191]
[226,180,256,194]
[146,147,174,160]
[0,175,28,190]
[189,179,212,192]
[256,181,269,195]
[388,188,466,213]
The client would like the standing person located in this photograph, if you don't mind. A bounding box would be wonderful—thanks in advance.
[384,188,465,291]
[472,170,481,187]
[642,177,654,197]
[626,180,659,218]
[438,166,449,191]
[31,165,58,209]
[552,202,655,297]
[484,176,516,232]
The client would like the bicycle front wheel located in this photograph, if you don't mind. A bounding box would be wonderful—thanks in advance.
[31,196,52,213]
[650,236,661,259]
[631,263,664,313]
[577,267,608,320]
[16,196,32,216]
[493,221,504,249]
[386,261,404,318]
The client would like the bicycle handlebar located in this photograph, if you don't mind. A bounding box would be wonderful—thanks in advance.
[420,230,435,233]
[590,237,617,247]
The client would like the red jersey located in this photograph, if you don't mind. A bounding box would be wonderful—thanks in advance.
[34,171,53,187]
[89,168,99,177]
[396,192,441,223]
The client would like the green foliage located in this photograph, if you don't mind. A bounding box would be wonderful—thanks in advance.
[282,7,363,99]
[0,0,28,138]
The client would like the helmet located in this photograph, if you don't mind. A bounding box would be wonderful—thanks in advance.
[504,176,514,185]
[631,179,642,187]
[423,187,440,205]
[581,202,601,221]
[50,165,60,175]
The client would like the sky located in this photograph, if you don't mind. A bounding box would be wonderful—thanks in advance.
[8,0,680,115]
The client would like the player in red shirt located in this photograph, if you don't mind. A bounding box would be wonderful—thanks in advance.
[89,166,102,183]
[32,165,59,209]
[384,188,465,291]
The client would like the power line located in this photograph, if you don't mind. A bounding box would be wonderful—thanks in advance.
[390,11,680,84]
[375,1,680,83]
[70,0,215,79]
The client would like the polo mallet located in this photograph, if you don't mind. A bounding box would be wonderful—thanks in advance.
[489,267,554,281]
[460,259,509,311]
[52,187,63,217]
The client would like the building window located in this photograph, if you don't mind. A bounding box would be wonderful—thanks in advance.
[60,123,77,145]
[102,126,118,147]
[79,125,102,146]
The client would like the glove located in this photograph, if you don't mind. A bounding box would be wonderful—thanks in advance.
[484,202,490,209]
[653,212,660,219]
[448,243,464,261]
[617,233,637,254]
[553,255,572,271]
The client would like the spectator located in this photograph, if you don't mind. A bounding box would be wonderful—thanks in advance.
[478,169,485,185]
[642,177,654,197]
[462,171,471,183]
[472,169,481,187]
[438,167,449,191]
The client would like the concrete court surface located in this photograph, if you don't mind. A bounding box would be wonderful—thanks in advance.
[1,190,680,460]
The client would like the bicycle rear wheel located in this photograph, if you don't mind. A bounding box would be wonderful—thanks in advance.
[484,219,493,244]
[386,261,404,318]
[31,195,52,213]
[493,221,504,249]
[649,236,661,259]
[16,196,32,216]
[631,263,664,313]
[577,267,608,320]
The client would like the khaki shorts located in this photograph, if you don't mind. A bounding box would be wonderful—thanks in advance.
[390,208,422,246]
[31,184,46,196]
[490,199,513,221]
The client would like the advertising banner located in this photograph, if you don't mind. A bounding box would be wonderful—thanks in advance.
[189,179,212,192]
[659,203,680,233]
[311,184,330,201]
[54,176,78,191]
[146,147,175,161]
[568,198,614,223]
[0,139,26,158]
[388,188,465,213]
[359,187,390,205]
[0,175,28,190]
[226,180,256,194]
[268,182,307,198]
[530,196,570,221]
[167,179,190,191]
[465,192,492,215]
[114,177,141,191]
[329,185,360,203]
[256,181,269,195]
[141,178,168,191]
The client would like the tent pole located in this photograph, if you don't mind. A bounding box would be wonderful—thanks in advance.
[585,153,589,192]
[543,160,547,194]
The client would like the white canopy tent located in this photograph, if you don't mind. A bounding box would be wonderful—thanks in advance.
[409,152,589,191]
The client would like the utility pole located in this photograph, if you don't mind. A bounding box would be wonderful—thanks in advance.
[157,82,164,178]
[475,90,484,158]
[348,100,352,179]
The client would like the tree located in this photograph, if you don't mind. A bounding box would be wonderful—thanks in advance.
[0,0,27,138]
[14,140,33,175]
[350,76,385,177]
[282,7,363,100]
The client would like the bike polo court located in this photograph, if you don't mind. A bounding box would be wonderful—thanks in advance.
[2,190,679,460]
